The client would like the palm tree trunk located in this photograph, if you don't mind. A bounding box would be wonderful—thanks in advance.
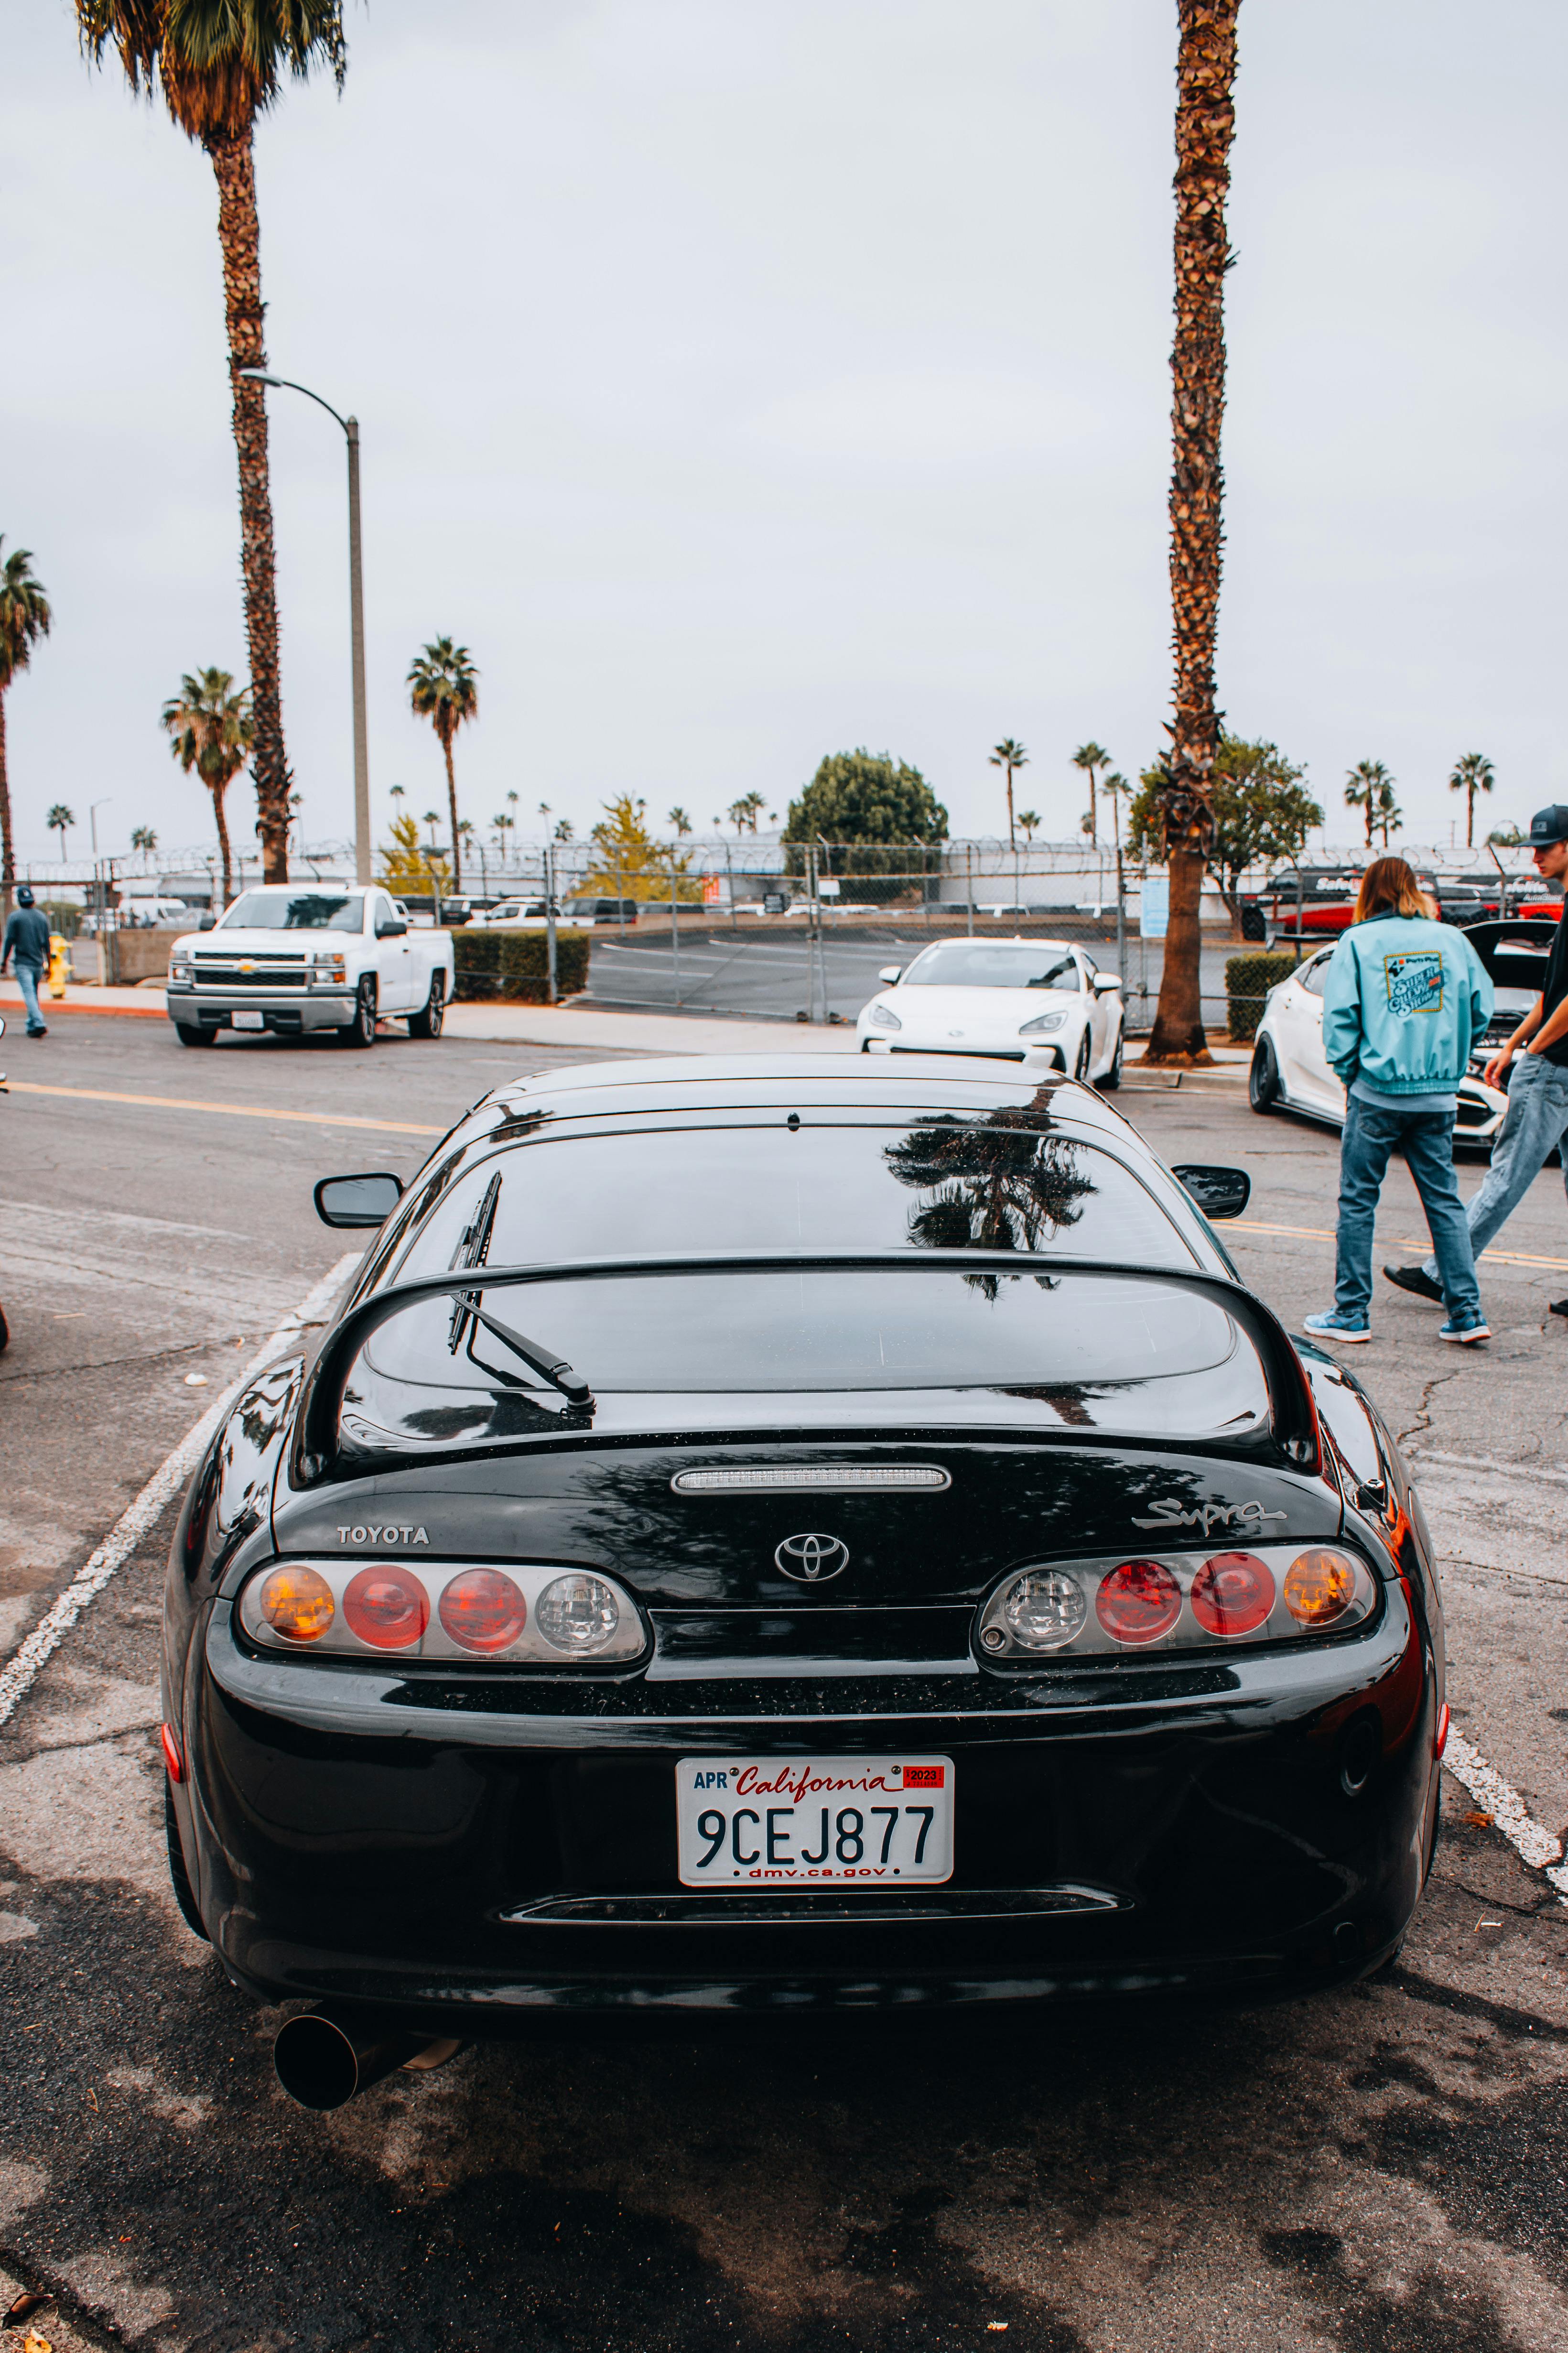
[0,688,12,918]
[443,734,463,891]
[207,126,289,885]
[1006,770,1016,852]
[211,783,233,908]
[1145,0,1240,1065]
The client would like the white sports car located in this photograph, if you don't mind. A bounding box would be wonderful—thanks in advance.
[1248,942,1508,1147]
[856,937,1125,1084]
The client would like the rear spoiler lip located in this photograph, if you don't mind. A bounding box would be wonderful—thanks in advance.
[290,1252,1323,1488]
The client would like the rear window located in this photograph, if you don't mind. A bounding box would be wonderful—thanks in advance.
[390,1121,1193,1275]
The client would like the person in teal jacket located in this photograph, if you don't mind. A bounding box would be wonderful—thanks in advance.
[1305,856,1493,1346]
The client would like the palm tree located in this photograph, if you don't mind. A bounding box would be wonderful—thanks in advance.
[0,542,52,915]
[728,790,766,834]
[77,2,348,884]
[1071,742,1111,846]
[407,639,478,890]
[989,739,1028,849]
[1146,0,1240,1065]
[554,817,574,843]
[161,667,254,906]
[1375,778,1402,847]
[131,824,158,868]
[47,805,75,863]
[1344,759,1392,848]
[1016,809,1041,845]
[668,806,693,838]
[1449,752,1494,849]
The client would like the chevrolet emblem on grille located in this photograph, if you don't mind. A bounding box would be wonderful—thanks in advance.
[239,960,256,974]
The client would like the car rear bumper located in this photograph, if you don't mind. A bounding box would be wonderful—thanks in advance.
[179,1589,1438,2023]
[164,989,356,1033]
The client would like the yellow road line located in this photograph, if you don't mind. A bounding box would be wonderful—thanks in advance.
[3,1080,443,1137]
[1232,1218,1568,1274]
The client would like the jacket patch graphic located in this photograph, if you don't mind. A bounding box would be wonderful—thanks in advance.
[1383,949,1445,1017]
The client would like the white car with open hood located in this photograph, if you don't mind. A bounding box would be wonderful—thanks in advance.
[855,937,1125,1085]
[164,883,454,1048]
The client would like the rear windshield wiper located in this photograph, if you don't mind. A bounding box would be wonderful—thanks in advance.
[455,1293,594,1406]
[445,1171,593,1404]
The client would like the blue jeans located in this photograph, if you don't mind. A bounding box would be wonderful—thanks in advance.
[1422,1051,1568,1282]
[10,958,44,1032]
[1336,1095,1480,1320]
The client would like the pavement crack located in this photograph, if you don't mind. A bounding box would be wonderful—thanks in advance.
[1397,1369,1461,1450]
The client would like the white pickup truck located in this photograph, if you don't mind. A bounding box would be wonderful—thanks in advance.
[164,882,455,1048]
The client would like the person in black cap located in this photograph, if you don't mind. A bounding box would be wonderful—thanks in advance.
[1386,803,1568,1317]
[0,886,50,1036]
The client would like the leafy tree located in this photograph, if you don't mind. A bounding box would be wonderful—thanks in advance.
[161,668,254,905]
[1071,741,1111,847]
[0,542,51,913]
[1449,751,1494,849]
[1487,821,1524,849]
[408,639,478,889]
[581,793,697,901]
[1129,733,1320,930]
[78,1,348,882]
[1017,809,1041,845]
[379,812,430,892]
[1343,759,1392,848]
[784,750,946,899]
[1146,0,1240,1064]
[47,804,75,862]
[990,739,1029,849]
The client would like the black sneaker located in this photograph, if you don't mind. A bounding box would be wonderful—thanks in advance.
[1551,1299,1568,1320]
[1383,1264,1444,1306]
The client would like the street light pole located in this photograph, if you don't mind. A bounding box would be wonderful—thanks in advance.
[238,371,371,886]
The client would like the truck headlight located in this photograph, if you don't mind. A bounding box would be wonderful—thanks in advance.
[310,954,348,986]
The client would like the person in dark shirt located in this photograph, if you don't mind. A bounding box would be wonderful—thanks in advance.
[1386,802,1568,1317]
[0,886,50,1035]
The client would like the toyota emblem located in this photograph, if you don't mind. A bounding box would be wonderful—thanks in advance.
[774,1531,850,1583]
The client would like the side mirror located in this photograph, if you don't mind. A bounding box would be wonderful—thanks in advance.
[1093,973,1122,994]
[1172,1163,1252,1221]
[198,913,217,931]
[878,966,903,986]
[376,918,408,938]
[314,1171,405,1229]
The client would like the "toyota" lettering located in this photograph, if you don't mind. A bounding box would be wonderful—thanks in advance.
[335,1525,430,1545]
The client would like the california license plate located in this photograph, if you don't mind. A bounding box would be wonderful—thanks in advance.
[232,1010,265,1030]
[676,1756,953,1889]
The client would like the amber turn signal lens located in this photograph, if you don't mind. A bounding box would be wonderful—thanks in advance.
[258,1565,335,1642]
[1283,1548,1356,1627]
[343,1566,429,1650]
[1095,1559,1182,1645]
[438,1568,527,1653]
[1190,1551,1276,1637]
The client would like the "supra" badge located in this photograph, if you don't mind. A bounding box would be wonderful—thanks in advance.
[1130,1498,1287,1536]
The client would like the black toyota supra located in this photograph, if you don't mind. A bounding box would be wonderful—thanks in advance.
[161,1055,1447,2107]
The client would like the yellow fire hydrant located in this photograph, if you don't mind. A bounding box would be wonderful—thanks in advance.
[47,933,70,1000]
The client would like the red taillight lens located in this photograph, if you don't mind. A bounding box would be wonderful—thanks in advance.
[258,1565,335,1642]
[1190,1551,1275,1637]
[1095,1560,1182,1645]
[438,1568,527,1653]
[343,1566,429,1650]
[1283,1548,1356,1627]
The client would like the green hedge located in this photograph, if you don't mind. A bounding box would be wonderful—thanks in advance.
[452,927,591,1004]
[1225,950,1303,1043]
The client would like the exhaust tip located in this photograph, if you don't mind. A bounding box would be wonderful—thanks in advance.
[274,2011,371,2110]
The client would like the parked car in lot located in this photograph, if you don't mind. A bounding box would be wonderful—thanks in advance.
[561,897,639,926]
[161,1052,1447,2105]
[1248,942,1508,1146]
[164,885,454,1047]
[856,937,1125,1084]
[478,899,553,928]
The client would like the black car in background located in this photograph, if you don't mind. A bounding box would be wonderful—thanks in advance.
[161,1055,1446,2107]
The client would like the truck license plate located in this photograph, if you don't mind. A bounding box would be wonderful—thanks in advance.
[676,1756,953,1889]
[232,1010,265,1030]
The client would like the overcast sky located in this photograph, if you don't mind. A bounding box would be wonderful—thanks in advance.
[5,0,1566,870]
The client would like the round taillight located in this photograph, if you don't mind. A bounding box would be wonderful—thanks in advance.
[1283,1548,1356,1628]
[343,1566,429,1650]
[1000,1570,1087,1651]
[1190,1551,1275,1637]
[536,1573,621,1653]
[1095,1560,1182,1646]
[258,1565,335,1643]
[438,1568,527,1653]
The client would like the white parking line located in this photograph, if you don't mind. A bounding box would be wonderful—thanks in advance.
[0,1253,361,1731]
[1444,1732,1568,1903]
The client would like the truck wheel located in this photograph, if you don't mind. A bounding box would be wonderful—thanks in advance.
[335,982,378,1048]
[173,1022,216,1048]
[408,973,445,1040]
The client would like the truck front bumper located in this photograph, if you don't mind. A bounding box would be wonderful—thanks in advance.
[164,989,357,1034]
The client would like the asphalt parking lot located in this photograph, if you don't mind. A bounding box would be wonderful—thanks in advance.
[1,1016,1566,2353]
